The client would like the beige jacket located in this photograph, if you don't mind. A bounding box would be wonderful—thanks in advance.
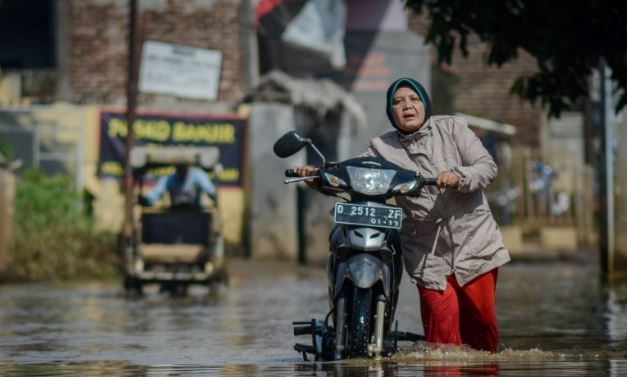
[365,115,510,290]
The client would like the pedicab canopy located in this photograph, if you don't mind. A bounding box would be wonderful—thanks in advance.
[129,146,221,171]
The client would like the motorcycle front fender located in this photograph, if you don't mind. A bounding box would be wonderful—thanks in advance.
[334,254,391,300]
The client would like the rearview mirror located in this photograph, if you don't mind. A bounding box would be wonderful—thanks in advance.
[273,131,308,158]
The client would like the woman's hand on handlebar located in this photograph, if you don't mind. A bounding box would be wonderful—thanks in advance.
[294,165,318,177]
[436,170,460,189]
[293,165,318,186]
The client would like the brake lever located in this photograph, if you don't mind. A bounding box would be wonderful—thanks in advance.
[284,176,319,184]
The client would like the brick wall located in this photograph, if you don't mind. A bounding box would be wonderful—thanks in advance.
[408,12,542,146]
[68,0,246,105]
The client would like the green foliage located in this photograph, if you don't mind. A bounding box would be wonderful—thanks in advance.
[8,169,119,281]
[404,0,627,117]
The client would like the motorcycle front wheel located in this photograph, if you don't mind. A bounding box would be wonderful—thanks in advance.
[345,285,372,358]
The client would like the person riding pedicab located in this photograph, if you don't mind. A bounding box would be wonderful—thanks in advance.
[139,163,217,209]
[294,77,510,353]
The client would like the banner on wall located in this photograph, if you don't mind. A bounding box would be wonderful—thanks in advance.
[139,40,223,101]
[98,110,247,187]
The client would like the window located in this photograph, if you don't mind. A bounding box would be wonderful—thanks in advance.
[0,0,55,69]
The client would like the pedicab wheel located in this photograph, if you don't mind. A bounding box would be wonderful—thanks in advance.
[207,266,229,292]
[124,276,143,295]
[218,265,230,286]
[160,282,188,296]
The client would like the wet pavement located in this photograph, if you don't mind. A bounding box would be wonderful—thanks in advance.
[1,255,627,376]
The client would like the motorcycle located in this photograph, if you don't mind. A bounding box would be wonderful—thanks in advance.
[273,131,436,360]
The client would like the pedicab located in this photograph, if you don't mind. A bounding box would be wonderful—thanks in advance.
[121,146,227,294]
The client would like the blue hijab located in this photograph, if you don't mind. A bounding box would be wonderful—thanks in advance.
[385,77,432,134]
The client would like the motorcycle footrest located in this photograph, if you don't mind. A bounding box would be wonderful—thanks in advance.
[293,318,326,336]
[294,343,317,355]
[293,325,314,336]
[292,321,312,325]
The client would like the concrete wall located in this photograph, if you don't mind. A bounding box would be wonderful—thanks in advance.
[247,102,354,263]
[616,114,627,268]
[0,168,15,274]
[247,103,301,259]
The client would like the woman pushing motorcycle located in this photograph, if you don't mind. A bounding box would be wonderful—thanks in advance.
[295,77,510,353]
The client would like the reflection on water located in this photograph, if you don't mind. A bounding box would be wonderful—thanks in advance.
[1,256,627,376]
[2,359,627,377]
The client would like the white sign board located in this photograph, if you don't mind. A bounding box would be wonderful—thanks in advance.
[139,40,222,101]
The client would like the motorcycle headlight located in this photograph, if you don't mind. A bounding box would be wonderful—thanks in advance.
[392,180,417,194]
[323,172,348,188]
[347,167,396,195]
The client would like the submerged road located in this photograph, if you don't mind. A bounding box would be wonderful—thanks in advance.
[1,256,627,376]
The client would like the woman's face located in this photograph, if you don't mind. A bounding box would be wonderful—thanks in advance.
[391,86,425,133]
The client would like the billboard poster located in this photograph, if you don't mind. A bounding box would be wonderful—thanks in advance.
[98,110,246,187]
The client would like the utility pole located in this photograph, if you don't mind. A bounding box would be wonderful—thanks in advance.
[599,59,615,282]
[123,0,141,241]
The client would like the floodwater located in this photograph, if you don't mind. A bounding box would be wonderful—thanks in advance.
[1,255,627,376]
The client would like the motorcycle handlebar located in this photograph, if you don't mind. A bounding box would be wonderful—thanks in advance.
[422,178,437,186]
[285,169,300,178]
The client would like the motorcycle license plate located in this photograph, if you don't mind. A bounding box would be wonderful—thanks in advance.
[333,203,403,229]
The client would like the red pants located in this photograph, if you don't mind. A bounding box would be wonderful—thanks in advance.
[417,269,499,352]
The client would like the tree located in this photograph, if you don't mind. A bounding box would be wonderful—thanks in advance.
[404,0,627,117]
